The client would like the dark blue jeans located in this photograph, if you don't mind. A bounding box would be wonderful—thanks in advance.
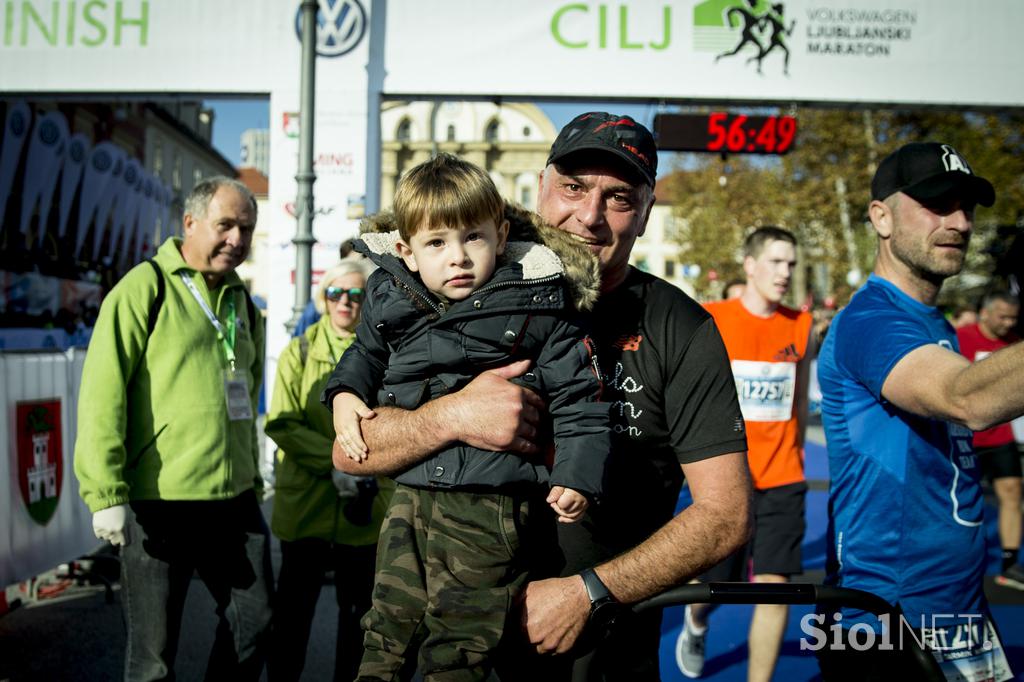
[121,490,273,682]
[268,539,377,682]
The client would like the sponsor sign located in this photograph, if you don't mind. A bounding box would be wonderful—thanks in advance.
[293,0,368,58]
[1,1,1020,105]
[382,0,1023,106]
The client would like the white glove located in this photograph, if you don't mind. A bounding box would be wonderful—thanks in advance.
[92,504,131,546]
[331,470,370,499]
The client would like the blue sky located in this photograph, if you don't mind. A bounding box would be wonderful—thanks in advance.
[206,98,664,169]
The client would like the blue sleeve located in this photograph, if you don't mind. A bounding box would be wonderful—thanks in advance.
[292,300,320,337]
[833,304,933,400]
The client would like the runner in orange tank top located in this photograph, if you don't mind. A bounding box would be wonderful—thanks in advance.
[676,227,815,682]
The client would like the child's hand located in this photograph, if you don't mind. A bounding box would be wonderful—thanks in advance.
[332,392,376,462]
[547,486,589,524]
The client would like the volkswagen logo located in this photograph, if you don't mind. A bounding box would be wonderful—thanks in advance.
[294,0,367,58]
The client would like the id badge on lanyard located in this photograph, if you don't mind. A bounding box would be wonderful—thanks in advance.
[224,367,253,421]
[180,273,253,422]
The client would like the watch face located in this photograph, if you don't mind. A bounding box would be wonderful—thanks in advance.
[589,600,622,633]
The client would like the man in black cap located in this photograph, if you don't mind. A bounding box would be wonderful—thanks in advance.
[332,113,752,680]
[519,112,751,679]
[815,142,1021,680]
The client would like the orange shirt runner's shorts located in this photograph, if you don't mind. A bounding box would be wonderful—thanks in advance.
[704,298,812,490]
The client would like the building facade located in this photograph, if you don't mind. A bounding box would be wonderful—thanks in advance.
[240,128,270,177]
[380,101,557,211]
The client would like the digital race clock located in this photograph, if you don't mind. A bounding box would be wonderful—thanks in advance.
[654,112,798,155]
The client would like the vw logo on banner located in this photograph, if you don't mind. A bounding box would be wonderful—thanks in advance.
[294,0,368,58]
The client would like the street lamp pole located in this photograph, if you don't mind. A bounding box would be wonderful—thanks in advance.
[287,0,318,334]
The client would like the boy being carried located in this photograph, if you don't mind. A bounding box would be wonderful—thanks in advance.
[323,153,610,679]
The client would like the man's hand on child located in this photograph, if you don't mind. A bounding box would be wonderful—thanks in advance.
[332,392,376,462]
[548,486,588,523]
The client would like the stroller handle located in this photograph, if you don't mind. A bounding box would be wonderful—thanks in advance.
[632,582,945,682]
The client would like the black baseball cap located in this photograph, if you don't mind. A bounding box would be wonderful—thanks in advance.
[546,112,658,187]
[871,142,995,207]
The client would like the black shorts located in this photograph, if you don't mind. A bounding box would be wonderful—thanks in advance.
[701,481,807,580]
[977,442,1023,480]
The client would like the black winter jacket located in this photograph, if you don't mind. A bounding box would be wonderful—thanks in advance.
[321,204,610,499]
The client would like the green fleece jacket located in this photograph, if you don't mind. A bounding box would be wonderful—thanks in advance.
[74,238,264,513]
[265,315,391,545]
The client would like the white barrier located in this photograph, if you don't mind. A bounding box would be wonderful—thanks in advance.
[0,349,95,590]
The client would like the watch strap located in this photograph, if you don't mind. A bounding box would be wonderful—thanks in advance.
[580,567,614,605]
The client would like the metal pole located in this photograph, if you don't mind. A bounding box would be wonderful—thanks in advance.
[287,0,318,334]
[364,0,386,216]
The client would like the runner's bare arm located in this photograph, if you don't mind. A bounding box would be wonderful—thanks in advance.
[881,341,1024,431]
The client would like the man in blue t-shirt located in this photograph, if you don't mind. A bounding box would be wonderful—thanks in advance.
[816,142,1023,681]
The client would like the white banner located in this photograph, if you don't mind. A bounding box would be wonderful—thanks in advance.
[19,110,68,243]
[0,0,299,93]
[0,101,31,231]
[56,134,89,238]
[266,84,371,399]
[383,0,1022,107]
[2,1,1021,107]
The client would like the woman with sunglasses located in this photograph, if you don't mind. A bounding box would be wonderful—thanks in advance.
[264,258,393,681]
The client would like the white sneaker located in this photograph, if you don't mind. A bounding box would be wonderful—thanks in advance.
[675,605,707,678]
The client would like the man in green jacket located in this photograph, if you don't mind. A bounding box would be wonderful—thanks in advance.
[74,176,272,681]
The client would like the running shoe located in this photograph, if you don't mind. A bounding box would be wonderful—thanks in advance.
[675,605,707,678]
[995,563,1024,591]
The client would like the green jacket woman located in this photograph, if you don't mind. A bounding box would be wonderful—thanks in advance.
[264,259,391,681]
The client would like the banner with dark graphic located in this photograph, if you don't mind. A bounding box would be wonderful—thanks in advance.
[91,147,127,261]
[20,110,70,244]
[109,158,142,260]
[0,101,32,230]
[75,142,121,258]
[57,133,90,239]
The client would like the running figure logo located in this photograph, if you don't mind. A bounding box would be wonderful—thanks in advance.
[693,0,796,76]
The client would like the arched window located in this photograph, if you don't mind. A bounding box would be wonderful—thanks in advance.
[485,119,500,143]
[396,118,412,143]
[446,124,456,141]
[523,126,532,138]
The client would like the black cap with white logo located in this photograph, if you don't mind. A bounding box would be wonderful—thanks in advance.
[871,142,995,207]
[547,112,658,187]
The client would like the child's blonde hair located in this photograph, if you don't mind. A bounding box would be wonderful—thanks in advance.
[393,153,504,242]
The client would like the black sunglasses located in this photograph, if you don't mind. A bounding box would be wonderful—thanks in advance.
[325,286,364,304]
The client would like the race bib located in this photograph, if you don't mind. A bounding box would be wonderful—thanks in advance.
[224,369,253,422]
[732,359,796,422]
[923,614,1014,682]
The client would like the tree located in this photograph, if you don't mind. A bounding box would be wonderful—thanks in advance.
[661,107,1024,306]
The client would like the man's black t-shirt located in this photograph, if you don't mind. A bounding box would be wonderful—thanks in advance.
[559,267,747,573]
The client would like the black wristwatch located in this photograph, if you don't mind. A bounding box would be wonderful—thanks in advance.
[579,567,621,631]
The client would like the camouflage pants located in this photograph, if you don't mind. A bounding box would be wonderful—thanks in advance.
[357,484,552,681]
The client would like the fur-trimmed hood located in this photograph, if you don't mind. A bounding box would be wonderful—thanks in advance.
[356,202,601,312]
